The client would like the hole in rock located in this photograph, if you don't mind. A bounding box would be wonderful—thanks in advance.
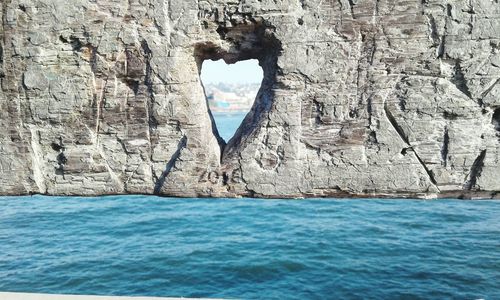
[493,108,500,133]
[200,59,263,142]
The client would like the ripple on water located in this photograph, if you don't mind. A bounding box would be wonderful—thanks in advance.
[0,196,499,299]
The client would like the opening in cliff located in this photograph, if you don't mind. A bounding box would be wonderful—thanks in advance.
[200,59,263,142]
[493,108,500,137]
[194,17,282,164]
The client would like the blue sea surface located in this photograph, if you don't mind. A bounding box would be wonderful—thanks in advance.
[212,112,247,142]
[0,196,499,299]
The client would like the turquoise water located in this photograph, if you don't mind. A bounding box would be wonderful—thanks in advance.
[0,196,499,299]
[212,112,247,142]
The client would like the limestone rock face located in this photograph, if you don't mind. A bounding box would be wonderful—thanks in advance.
[1,0,499,199]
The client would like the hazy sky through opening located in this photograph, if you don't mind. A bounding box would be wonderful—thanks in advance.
[201,59,263,84]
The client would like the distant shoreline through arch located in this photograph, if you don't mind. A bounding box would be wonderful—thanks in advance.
[200,59,263,142]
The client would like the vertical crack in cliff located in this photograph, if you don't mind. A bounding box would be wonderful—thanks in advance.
[493,108,500,130]
[140,39,160,188]
[94,80,107,143]
[88,45,107,144]
[463,150,487,190]
[141,40,158,134]
[373,0,380,23]
[347,0,356,19]
[441,126,449,167]
[0,40,3,78]
[426,13,446,58]
[352,32,376,120]
[154,135,187,194]
[29,127,47,194]
[492,108,500,139]
[427,15,440,46]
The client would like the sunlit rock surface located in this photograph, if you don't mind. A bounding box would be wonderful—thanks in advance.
[1,0,499,199]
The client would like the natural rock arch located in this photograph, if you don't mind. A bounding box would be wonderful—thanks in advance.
[1,0,500,199]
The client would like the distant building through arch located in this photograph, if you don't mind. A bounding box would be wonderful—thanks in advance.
[200,59,263,142]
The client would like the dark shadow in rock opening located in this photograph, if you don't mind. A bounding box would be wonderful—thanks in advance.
[492,108,500,132]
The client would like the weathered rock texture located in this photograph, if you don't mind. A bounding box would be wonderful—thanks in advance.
[1,0,499,199]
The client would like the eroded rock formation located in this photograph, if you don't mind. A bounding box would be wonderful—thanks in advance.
[1,0,499,199]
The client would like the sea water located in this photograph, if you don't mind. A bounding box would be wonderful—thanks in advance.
[212,112,247,142]
[0,196,499,299]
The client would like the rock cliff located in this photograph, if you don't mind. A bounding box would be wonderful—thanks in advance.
[1,0,499,199]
